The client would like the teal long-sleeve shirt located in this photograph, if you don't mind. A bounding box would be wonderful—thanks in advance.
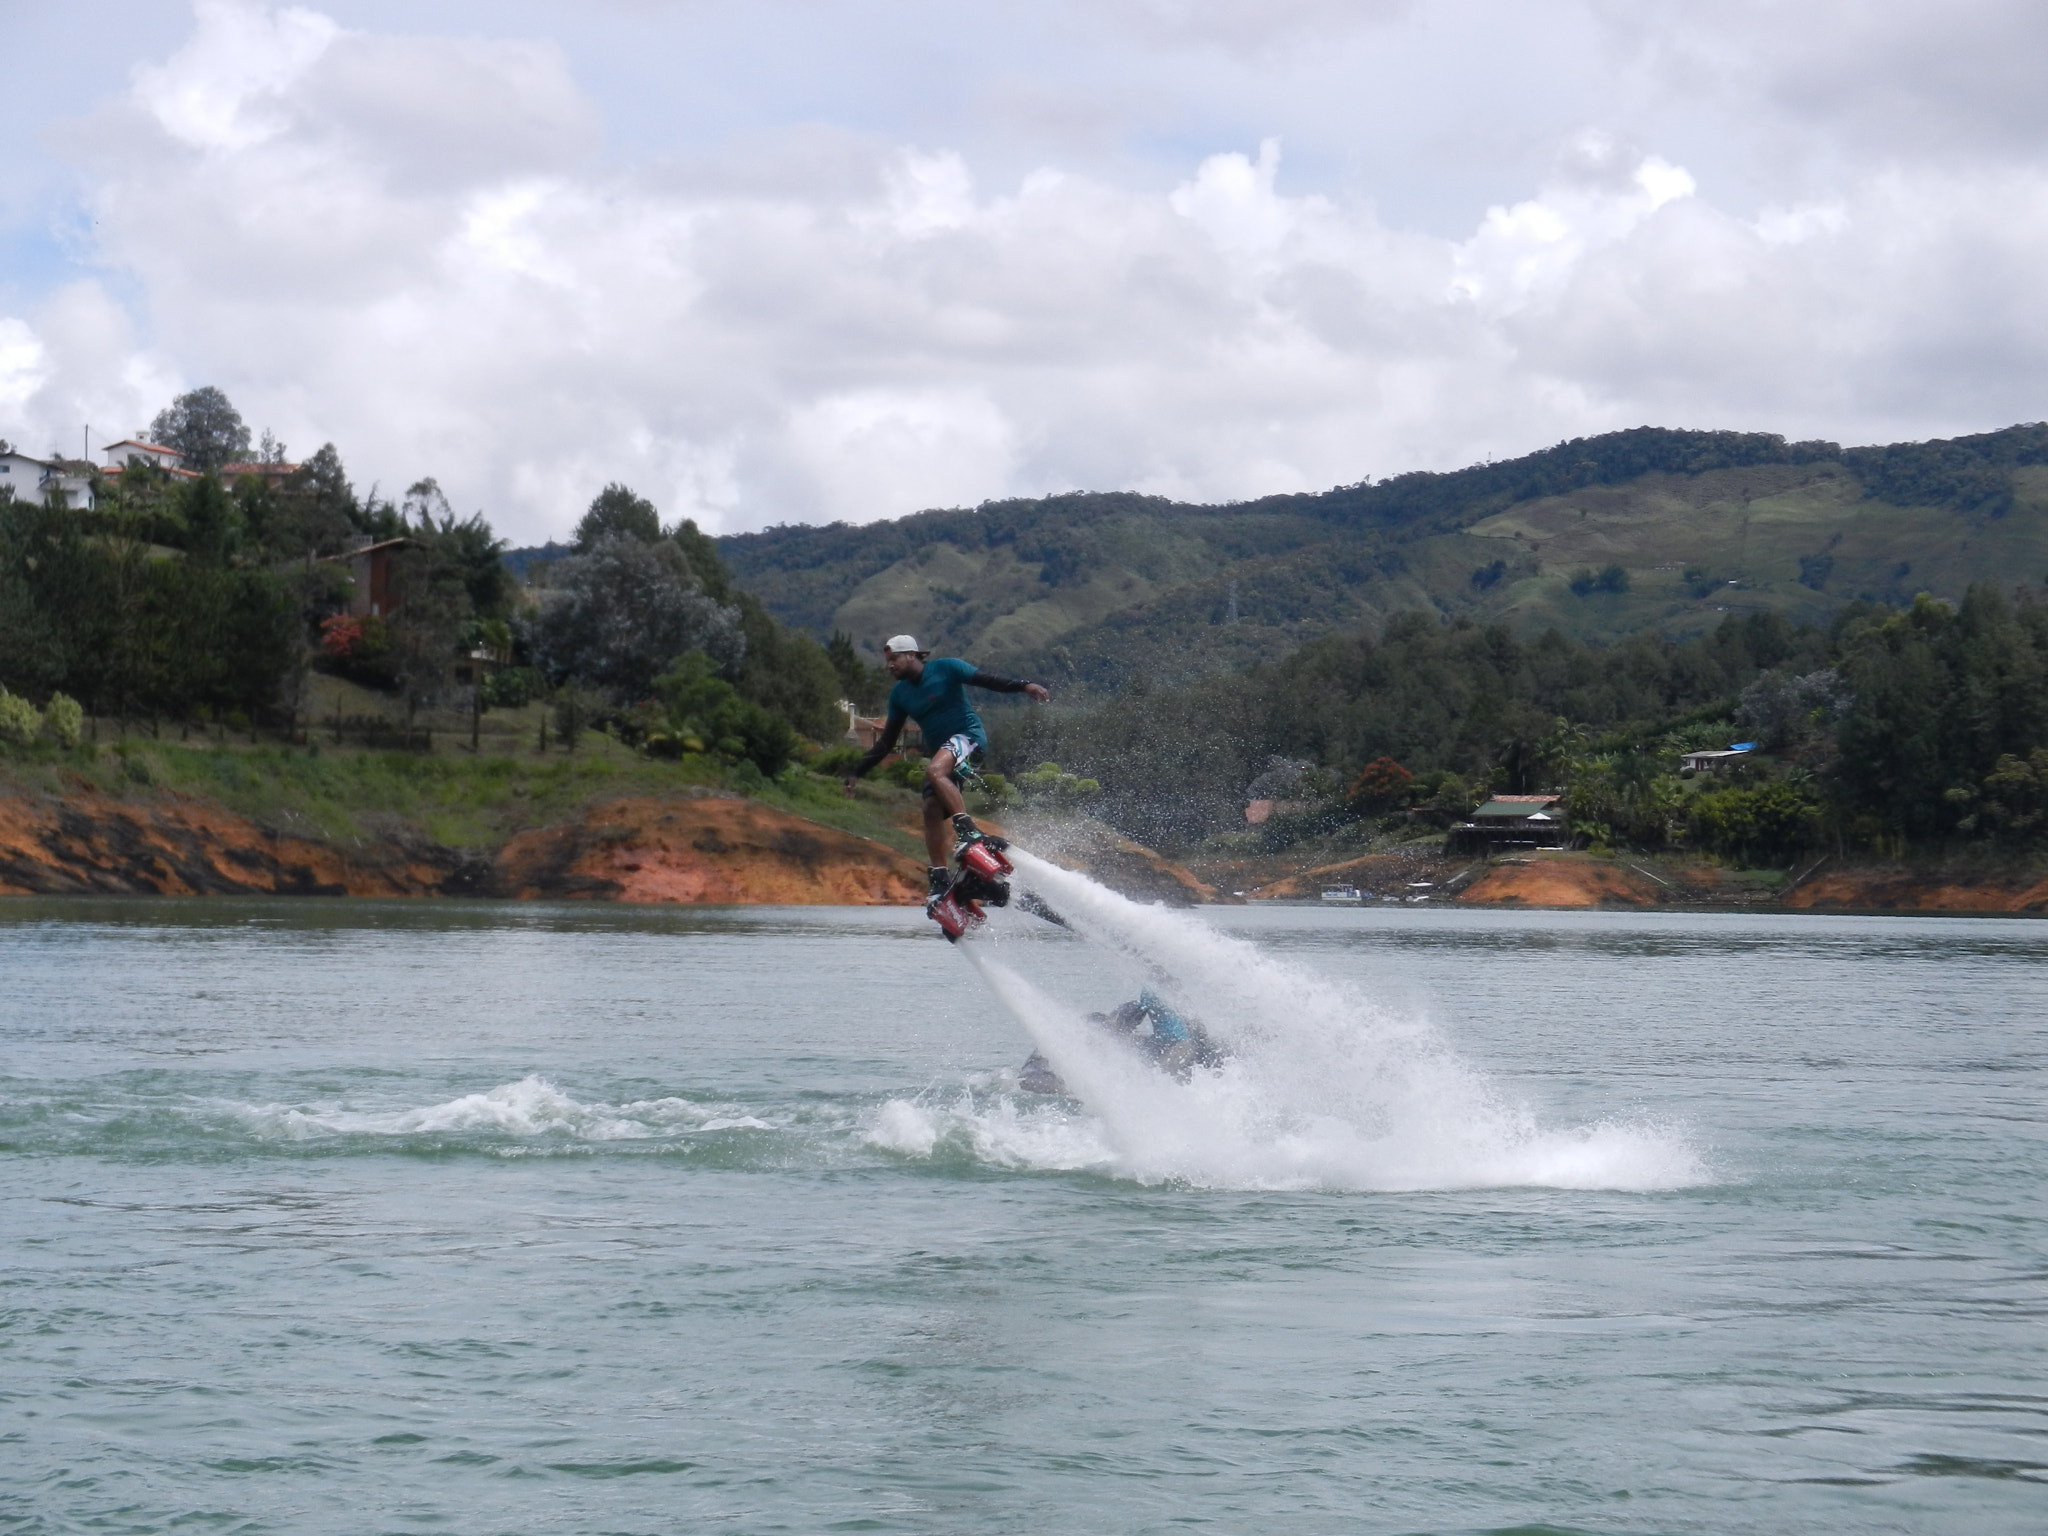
[850,659,1032,776]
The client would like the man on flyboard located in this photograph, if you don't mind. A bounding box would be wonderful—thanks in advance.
[843,635,1050,936]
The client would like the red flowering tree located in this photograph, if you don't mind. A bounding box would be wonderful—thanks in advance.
[319,614,364,658]
[316,612,394,688]
[1345,756,1413,815]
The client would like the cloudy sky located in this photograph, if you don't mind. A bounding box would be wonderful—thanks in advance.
[2,1,2044,542]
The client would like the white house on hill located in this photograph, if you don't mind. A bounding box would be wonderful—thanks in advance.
[98,439,186,472]
[0,449,96,510]
[0,450,46,497]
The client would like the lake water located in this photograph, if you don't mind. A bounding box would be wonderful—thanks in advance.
[1,873,2043,1535]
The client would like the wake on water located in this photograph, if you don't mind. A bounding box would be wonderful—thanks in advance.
[873,849,1706,1194]
[82,855,1701,1191]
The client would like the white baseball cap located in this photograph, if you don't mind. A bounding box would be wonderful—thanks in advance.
[883,634,926,655]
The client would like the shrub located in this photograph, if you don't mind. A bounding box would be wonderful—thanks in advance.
[0,690,40,747]
[732,708,798,778]
[320,613,362,658]
[649,651,798,776]
[810,744,864,777]
[1688,780,1822,864]
[1976,748,2048,841]
[317,612,396,689]
[43,692,83,748]
[886,754,929,790]
[1570,564,1631,596]
[481,666,540,710]
[1015,761,1102,803]
[1428,772,1474,818]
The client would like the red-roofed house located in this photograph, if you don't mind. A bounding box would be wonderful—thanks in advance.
[99,439,186,473]
[219,461,301,488]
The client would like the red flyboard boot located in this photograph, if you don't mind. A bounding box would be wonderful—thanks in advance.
[925,864,985,942]
[929,888,986,942]
[953,813,1013,883]
[957,838,1012,883]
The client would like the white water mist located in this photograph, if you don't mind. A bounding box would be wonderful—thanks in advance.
[935,850,1707,1192]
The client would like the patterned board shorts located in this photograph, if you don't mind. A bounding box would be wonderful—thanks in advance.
[920,733,985,799]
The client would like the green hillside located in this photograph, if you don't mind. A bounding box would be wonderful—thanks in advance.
[720,424,2048,690]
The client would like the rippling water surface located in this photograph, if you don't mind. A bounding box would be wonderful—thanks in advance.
[1,894,2042,1534]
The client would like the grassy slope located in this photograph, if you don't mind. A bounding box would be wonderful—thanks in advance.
[1468,462,2048,643]
[0,734,937,862]
[723,458,2048,687]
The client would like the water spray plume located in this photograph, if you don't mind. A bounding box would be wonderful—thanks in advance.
[934,849,1708,1192]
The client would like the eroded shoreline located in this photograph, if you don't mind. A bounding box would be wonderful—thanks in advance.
[3,781,2042,915]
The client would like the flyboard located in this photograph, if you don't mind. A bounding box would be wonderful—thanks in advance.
[927,830,1074,938]
[926,832,1222,1095]
[925,830,1019,941]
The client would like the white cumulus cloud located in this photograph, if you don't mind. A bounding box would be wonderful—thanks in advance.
[3,2,2048,542]
[132,0,339,152]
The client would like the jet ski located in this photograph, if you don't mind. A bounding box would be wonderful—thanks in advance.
[1017,989,1224,1095]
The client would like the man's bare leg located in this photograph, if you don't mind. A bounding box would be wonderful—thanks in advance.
[922,748,965,867]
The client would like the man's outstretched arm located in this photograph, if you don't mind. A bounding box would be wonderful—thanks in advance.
[968,670,1050,702]
[846,710,906,784]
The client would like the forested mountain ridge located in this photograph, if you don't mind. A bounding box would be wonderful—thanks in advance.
[718,423,2048,689]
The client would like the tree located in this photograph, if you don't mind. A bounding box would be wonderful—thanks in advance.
[1688,781,1823,863]
[148,386,252,473]
[162,563,297,722]
[733,600,842,740]
[182,475,243,565]
[650,652,798,775]
[1569,564,1630,596]
[103,457,189,547]
[403,478,512,618]
[273,444,359,560]
[828,631,888,710]
[273,573,329,739]
[1736,667,1848,755]
[669,517,734,601]
[0,500,69,699]
[667,512,834,734]
[574,484,661,550]
[93,534,167,726]
[1345,756,1413,814]
[1975,749,2048,842]
[527,535,744,701]
[383,544,471,737]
